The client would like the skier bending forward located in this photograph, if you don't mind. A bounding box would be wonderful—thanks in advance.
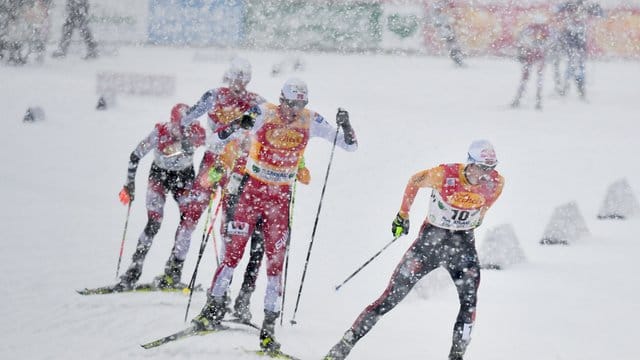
[324,139,504,360]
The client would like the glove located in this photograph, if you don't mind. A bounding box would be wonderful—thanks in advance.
[391,212,410,237]
[119,183,134,205]
[239,113,255,129]
[208,165,225,184]
[336,108,350,128]
[219,114,256,140]
[296,167,311,185]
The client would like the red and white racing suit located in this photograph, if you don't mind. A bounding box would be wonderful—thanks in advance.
[173,87,265,261]
[128,122,205,257]
[209,103,357,313]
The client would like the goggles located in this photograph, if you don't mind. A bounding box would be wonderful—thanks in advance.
[475,163,496,172]
[467,154,497,171]
[281,98,308,110]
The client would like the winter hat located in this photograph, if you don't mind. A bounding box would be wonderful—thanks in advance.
[223,57,252,85]
[280,78,308,102]
[467,140,498,167]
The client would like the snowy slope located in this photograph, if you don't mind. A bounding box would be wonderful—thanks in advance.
[1,47,639,360]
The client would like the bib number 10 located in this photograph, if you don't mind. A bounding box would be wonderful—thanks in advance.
[451,209,470,221]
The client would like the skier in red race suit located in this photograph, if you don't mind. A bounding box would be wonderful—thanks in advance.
[156,58,266,289]
[215,127,312,323]
[116,104,205,290]
[324,140,504,360]
[511,21,551,110]
[191,78,358,354]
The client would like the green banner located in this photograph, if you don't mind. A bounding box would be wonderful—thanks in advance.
[245,1,382,51]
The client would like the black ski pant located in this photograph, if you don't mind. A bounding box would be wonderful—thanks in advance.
[348,223,481,357]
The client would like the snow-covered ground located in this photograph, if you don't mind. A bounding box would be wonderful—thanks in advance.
[1,47,639,360]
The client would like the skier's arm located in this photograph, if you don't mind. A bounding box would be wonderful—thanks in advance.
[478,174,505,219]
[310,110,358,151]
[120,129,157,204]
[398,167,444,218]
[181,89,218,127]
[218,105,263,140]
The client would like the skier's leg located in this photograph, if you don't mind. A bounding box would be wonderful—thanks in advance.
[77,15,97,58]
[155,167,196,287]
[326,224,446,359]
[234,217,264,321]
[257,187,291,352]
[173,153,218,272]
[575,48,587,99]
[53,18,74,56]
[535,61,545,110]
[193,179,260,329]
[512,62,530,107]
[445,231,481,360]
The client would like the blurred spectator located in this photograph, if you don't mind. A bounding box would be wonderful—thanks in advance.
[511,20,551,110]
[555,0,603,99]
[0,0,50,65]
[429,0,465,67]
[52,0,98,59]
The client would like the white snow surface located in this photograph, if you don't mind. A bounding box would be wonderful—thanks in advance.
[1,47,639,360]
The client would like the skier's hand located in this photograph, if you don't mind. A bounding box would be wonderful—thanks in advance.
[239,113,255,129]
[391,212,410,237]
[208,165,225,184]
[336,108,350,128]
[296,167,311,185]
[336,108,356,145]
[119,183,135,205]
[296,156,311,185]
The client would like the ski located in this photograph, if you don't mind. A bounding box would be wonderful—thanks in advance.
[76,282,203,295]
[242,347,303,360]
[141,324,229,349]
[141,321,258,349]
[224,317,260,330]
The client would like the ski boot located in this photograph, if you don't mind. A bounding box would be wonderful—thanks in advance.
[232,287,254,322]
[324,329,355,360]
[448,323,471,360]
[154,254,184,289]
[114,244,150,291]
[191,296,226,331]
[259,310,281,353]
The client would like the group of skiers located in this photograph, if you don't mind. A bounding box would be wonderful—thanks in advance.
[1,0,97,65]
[110,55,504,359]
[511,0,603,109]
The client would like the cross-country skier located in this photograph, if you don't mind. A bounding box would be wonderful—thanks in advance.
[160,58,266,290]
[191,78,358,354]
[116,104,206,291]
[555,0,603,99]
[217,134,312,323]
[429,0,465,67]
[324,140,504,360]
[511,20,551,110]
[51,0,98,59]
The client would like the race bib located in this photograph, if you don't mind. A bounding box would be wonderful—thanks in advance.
[427,191,483,230]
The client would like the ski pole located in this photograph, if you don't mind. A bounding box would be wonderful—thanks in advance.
[290,127,339,325]
[280,180,297,326]
[115,201,133,279]
[184,189,221,322]
[334,235,403,291]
